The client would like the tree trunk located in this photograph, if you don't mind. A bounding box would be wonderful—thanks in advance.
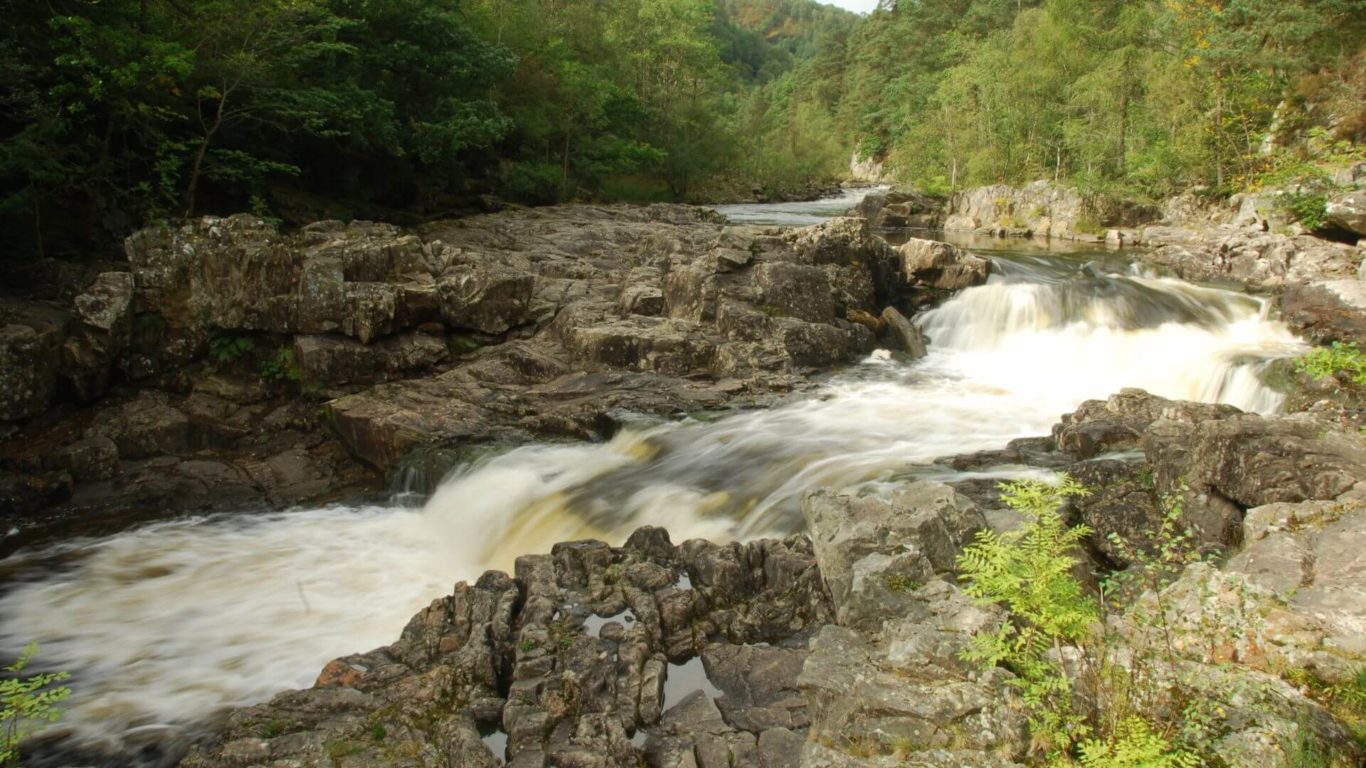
[185,92,228,218]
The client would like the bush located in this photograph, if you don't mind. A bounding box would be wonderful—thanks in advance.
[957,478,1204,766]
[1295,341,1366,387]
[2,644,70,767]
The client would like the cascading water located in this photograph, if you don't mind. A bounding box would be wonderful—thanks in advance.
[0,218,1306,761]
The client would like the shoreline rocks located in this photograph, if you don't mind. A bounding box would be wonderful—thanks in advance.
[2,205,941,546]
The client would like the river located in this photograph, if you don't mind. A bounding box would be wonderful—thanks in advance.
[0,190,1305,763]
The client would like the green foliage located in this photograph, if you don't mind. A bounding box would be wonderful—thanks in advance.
[209,333,255,366]
[258,347,302,384]
[1078,718,1201,768]
[1295,342,1366,387]
[2,644,72,767]
[957,477,1096,758]
[958,478,1244,765]
[1284,190,1330,230]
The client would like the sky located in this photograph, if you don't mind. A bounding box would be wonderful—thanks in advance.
[820,0,879,13]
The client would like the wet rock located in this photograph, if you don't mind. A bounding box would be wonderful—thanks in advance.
[86,393,196,459]
[879,306,926,358]
[181,531,833,768]
[897,239,990,291]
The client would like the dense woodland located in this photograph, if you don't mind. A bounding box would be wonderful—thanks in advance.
[1,0,1364,263]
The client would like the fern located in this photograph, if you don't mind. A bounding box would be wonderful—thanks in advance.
[958,477,1097,758]
[1079,718,1200,768]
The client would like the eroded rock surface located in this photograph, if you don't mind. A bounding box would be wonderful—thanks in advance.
[181,529,832,768]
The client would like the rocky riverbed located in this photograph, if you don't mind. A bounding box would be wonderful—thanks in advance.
[3,184,1366,768]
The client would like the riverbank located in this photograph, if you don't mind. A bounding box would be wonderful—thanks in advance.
[3,187,1365,767]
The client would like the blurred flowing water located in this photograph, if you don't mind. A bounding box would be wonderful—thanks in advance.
[0,194,1305,761]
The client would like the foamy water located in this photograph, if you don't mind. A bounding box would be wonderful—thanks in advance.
[0,234,1306,758]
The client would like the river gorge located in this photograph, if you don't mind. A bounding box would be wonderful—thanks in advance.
[1,188,1364,768]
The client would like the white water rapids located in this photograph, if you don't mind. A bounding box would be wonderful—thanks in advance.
[0,206,1306,760]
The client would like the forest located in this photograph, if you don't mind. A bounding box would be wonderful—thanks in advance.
[2,0,1364,263]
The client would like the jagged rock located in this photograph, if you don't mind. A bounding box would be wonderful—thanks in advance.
[1051,389,1366,553]
[293,333,448,386]
[1229,498,1366,679]
[61,272,135,401]
[799,620,1025,765]
[897,239,990,291]
[1325,190,1366,236]
[324,216,902,474]
[803,482,986,631]
[1067,457,1160,567]
[180,530,833,768]
[1281,279,1366,345]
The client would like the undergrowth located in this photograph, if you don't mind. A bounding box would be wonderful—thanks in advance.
[1295,342,1366,387]
[956,478,1241,767]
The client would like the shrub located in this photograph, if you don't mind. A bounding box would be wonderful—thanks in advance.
[957,478,1205,766]
[957,477,1096,758]
[1295,342,1366,387]
[1,644,71,767]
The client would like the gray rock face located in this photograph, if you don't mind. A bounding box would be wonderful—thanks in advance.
[1325,190,1366,236]
[1050,389,1366,554]
[181,529,833,768]
[797,481,1027,766]
[803,482,985,631]
[945,182,1158,241]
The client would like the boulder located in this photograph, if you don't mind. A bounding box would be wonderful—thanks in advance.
[1325,190,1366,236]
[897,239,990,291]
[1148,230,1359,290]
[61,272,135,401]
[0,302,67,427]
[879,306,927,359]
[1281,279,1366,345]
[802,481,986,630]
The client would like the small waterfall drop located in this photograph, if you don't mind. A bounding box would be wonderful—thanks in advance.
[0,245,1306,758]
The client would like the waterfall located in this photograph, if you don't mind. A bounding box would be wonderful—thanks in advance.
[0,247,1305,758]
